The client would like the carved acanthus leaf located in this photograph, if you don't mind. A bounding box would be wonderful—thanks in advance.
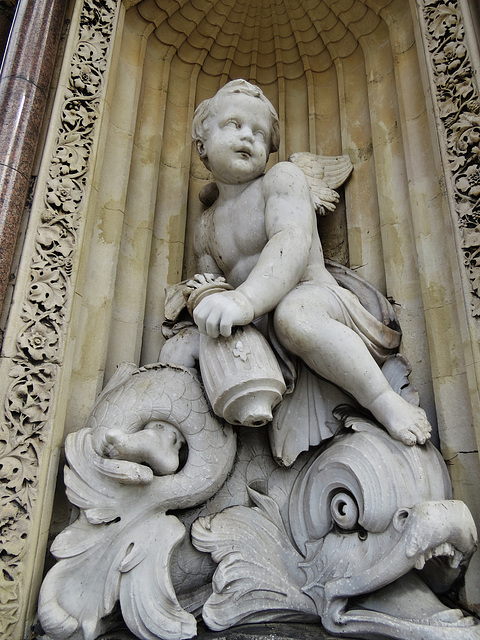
[192,487,317,630]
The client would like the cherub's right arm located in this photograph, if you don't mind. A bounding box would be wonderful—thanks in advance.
[193,208,255,337]
[194,211,223,276]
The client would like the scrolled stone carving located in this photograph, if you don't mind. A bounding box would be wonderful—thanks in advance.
[38,372,480,640]
[38,363,236,640]
[193,412,480,640]
[419,0,480,315]
[0,0,120,634]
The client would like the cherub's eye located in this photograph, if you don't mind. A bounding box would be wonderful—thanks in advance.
[255,130,266,140]
[225,119,240,129]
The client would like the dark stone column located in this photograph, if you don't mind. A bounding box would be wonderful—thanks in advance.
[0,0,67,317]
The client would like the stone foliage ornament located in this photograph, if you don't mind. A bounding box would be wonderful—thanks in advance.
[419,0,480,315]
[38,370,480,640]
[193,413,479,639]
[0,1,121,634]
[38,363,236,640]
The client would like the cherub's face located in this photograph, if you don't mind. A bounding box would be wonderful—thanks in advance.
[199,93,272,184]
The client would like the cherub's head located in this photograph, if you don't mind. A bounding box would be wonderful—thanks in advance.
[192,80,280,181]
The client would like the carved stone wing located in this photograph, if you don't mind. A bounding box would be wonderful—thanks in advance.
[288,152,353,215]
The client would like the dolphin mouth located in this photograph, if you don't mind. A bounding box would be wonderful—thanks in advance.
[320,501,479,639]
[323,567,480,639]
[333,604,480,640]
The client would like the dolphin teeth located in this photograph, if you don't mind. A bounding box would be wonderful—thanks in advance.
[449,549,463,569]
[433,542,452,557]
[415,543,463,570]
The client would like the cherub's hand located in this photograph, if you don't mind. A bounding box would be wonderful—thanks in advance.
[193,290,255,338]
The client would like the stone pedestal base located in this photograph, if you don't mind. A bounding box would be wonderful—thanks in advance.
[97,622,360,640]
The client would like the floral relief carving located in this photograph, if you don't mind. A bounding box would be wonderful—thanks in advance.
[421,0,480,315]
[233,340,251,362]
[0,0,119,634]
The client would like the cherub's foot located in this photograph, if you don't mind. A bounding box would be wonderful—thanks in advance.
[367,390,432,446]
[104,421,185,475]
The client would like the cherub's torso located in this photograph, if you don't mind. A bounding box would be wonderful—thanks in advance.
[199,177,268,287]
[197,170,332,288]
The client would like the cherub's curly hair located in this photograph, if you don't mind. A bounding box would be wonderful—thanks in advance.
[192,79,280,157]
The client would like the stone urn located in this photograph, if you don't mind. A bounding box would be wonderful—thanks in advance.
[186,275,286,427]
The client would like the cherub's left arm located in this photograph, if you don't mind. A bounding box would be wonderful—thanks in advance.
[236,162,314,317]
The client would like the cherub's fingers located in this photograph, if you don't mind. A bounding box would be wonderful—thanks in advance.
[205,307,223,338]
[193,301,209,335]
[219,314,234,337]
[194,315,207,335]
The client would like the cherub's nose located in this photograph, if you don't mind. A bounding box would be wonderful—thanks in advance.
[239,126,254,142]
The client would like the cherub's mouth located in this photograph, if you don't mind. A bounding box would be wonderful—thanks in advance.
[235,147,252,158]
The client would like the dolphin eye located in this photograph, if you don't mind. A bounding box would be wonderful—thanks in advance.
[330,491,359,531]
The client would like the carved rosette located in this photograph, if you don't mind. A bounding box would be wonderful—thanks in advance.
[0,0,119,634]
[419,0,480,315]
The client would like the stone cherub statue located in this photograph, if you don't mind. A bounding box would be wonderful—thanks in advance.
[37,80,480,640]
[190,79,431,448]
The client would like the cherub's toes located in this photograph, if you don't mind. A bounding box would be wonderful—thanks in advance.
[400,429,416,446]
[418,420,432,442]
[413,428,427,445]
[417,410,431,433]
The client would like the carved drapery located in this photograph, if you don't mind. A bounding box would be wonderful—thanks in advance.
[418,0,480,316]
[0,0,120,636]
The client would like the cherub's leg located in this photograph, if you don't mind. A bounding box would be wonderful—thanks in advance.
[274,289,431,446]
